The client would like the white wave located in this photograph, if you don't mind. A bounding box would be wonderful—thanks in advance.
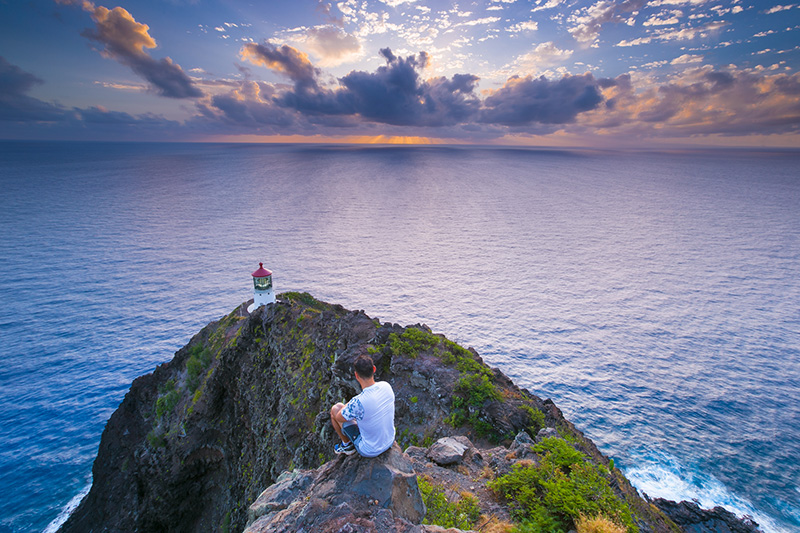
[42,483,91,533]
[623,452,795,533]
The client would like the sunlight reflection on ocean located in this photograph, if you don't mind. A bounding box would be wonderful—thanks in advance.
[0,142,798,532]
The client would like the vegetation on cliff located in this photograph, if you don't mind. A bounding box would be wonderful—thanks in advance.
[59,293,687,533]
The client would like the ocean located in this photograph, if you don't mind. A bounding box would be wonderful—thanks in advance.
[0,141,798,532]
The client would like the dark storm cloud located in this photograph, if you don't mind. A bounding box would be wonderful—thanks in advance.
[0,56,188,140]
[480,73,604,125]
[0,56,68,122]
[337,50,478,126]
[81,5,202,99]
[235,46,481,127]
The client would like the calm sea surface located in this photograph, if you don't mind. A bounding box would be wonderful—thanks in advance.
[0,142,798,532]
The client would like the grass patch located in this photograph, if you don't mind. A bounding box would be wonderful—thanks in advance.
[418,477,481,530]
[374,326,503,440]
[146,430,166,448]
[398,427,420,449]
[156,389,180,419]
[187,344,213,392]
[488,437,636,533]
[576,514,627,533]
[280,291,326,309]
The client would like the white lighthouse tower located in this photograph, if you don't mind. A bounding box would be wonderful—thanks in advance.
[247,263,275,313]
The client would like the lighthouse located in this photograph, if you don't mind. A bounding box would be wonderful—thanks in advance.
[247,263,275,313]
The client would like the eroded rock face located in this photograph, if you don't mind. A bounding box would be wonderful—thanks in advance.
[245,443,425,533]
[651,498,762,533]
[56,294,755,533]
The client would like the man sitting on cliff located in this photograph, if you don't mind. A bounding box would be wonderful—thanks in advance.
[330,354,396,457]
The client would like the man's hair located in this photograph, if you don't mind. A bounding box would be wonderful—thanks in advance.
[353,355,375,379]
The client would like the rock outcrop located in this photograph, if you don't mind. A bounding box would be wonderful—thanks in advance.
[651,499,762,533]
[245,443,425,532]
[57,293,761,533]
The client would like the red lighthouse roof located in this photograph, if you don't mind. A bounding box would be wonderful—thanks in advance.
[252,263,272,277]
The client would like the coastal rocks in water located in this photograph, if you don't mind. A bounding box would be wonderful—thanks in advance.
[245,443,425,533]
[651,498,763,533]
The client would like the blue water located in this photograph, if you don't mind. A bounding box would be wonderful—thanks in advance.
[0,142,798,532]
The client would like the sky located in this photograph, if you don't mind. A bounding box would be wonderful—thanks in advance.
[1,0,799,147]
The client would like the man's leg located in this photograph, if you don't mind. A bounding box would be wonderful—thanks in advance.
[330,403,350,443]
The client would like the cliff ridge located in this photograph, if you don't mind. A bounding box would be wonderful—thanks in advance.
[57,293,760,533]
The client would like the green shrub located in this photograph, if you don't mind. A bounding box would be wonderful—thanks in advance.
[398,427,419,449]
[187,356,203,391]
[281,291,324,308]
[146,430,166,448]
[385,328,442,359]
[389,333,416,357]
[418,477,481,530]
[455,373,501,406]
[533,437,585,471]
[159,378,176,394]
[489,437,636,533]
[521,404,546,435]
[156,389,180,418]
[401,327,440,351]
[186,346,213,392]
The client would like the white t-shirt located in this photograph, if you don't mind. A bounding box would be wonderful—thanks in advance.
[341,381,396,457]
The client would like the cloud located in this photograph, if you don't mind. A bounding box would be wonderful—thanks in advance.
[0,56,185,140]
[765,4,796,13]
[219,46,607,132]
[316,1,344,26]
[647,0,709,5]
[671,53,703,64]
[579,66,800,136]
[58,1,202,98]
[568,0,647,45]
[457,16,501,27]
[303,26,363,66]
[532,0,566,12]
[337,49,481,126]
[480,73,605,125]
[507,21,539,32]
[616,20,726,46]
[241,42,320,89]
[378,0,417,7]
[0,56,69,122]
[643,9,683,26]
[514,42,574,74]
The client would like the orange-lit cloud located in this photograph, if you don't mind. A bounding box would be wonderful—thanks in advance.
[578,66,800,137]
[56,0,201,98]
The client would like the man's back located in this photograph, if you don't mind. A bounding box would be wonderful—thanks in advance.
[342,381,395,457]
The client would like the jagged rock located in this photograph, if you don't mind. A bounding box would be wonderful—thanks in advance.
[651,498,763,533]
[427,436,472,466]
[536,427,559,441]
[245,443,425,533]
[247,469,314,524]
[56,294,759,533]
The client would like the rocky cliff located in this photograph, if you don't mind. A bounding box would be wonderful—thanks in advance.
[58,293,760,533]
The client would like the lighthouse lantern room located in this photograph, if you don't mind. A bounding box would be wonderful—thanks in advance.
[247,263,275,313]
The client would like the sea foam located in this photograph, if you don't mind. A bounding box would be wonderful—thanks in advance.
[624,452,794,533]
[42,483,90,533]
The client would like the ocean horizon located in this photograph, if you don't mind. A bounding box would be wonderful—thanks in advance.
[0,141,798,532]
